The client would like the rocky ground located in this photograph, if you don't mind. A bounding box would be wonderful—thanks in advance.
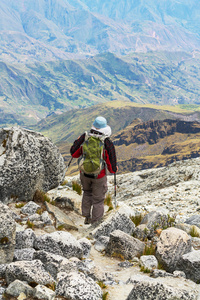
[1,157,200,299]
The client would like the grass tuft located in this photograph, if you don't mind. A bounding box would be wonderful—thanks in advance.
[189,226,200,238]
[130,213,143,226]
[72,181,82,195]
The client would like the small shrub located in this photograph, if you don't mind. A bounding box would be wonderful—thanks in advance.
[15,203,25,208]
[130,214,143,226]
[61,179,68,186]
[46,282,56,291]
[0,237,9,245]
[167,215,175,227]
[111,252,125,261]
[102,292,109,300]
[72,181,82,195]
[97,281,107,289]
[104,193,114,211]
[189,226,200,238]
[140,265,151,273]
[157,261,165,270]
[143,241,156,256]
[33,190,51,203]
[36,208,44,215]
[27,219,34,229]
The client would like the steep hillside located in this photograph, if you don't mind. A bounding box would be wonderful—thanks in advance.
[33,101,200,144]
[1,0,200,63]
[114,119,200,173]
[1,51,200,126]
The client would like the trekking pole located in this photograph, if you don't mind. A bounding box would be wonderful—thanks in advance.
[64,156,73,174]
[114,172,117,208]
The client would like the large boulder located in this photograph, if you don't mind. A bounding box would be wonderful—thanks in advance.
[176,250,200,283]
[5,260,55,285]
[34,231,83,259]
[106,230,145,260]
[0,127,65,203]
[56,271,102,300]
[0,203,16,264]
[126,275,199,300]
[155,227,192,272]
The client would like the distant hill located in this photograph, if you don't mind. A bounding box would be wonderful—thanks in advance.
[33,101,200,175]
[1,51,200,126]
[114,119,200,173]
[1,0,200,63]
[32,101,200,144]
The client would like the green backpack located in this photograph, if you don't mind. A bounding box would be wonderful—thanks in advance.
[78,132,105,175]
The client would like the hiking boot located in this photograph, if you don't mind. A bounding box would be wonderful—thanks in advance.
[84,217,91,224]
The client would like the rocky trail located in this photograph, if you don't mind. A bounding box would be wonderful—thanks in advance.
[1,127,200,299]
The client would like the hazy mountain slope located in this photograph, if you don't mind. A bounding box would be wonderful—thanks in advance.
[1,51,200,126]
[1,0,200,63]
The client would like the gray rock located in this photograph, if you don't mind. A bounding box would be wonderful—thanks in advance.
[14,248,36,261]
[56,271,102,300]
[118,261,133,268]
[45,202,78,231]
[140,210,170,238]
[21,201,40,215]
[0,127,65,203]
[40,211,53,225]
[15,229,36,249]
[140,255,158,270]
[151,269,174,278]
[34,285,55,300]
[176,250,200,283]
[133,224,150,241]
[6,279,34,297]
[0,203,16,264]
[185,215,200,228]
[5,260,55,285]
[106,230,145,260]
[94,236,110,252]
[33,250,68,279]
[78,238,91,258]
[155,227,192,272]
[28,213,41,222]
[90,212,135,240]
[191,237,200,250]
[55,196,75,210]
[126,275,199,300]
[34,231,83,259]
[0,264,7,278]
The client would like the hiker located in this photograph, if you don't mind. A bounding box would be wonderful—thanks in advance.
[70,116,118,224]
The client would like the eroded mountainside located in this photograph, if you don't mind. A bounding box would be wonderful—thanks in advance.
[114,119,200,173]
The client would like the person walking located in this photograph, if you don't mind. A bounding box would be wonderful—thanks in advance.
[70,116,118,224]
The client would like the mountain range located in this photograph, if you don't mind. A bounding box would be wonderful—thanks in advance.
[1,0,200,63]
[1,51,200,126]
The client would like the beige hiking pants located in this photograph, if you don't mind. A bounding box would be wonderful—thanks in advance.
[80,173,108,223]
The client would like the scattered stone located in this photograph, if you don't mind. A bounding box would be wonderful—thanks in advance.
[94,236,110,252]
[90,211,135,240]
[33,250,68,279]
[126,274,199,300]
[34,284,55,300]
[21,201,40,215]
[140,210,170,238]
[118,261,133,268]
[177,250,200,283]
[185,215,200,228]
[106,230,145,260]
[5,279,34,298]
[56,271,102,300]
[0,203,16,264]
[78,237,91,258]
[15,229,36,249]
[45,202,78,231]
[55,196,75,210]
[140,255,158,270]
[34,231,83,259]
[14,248,36,261]
[155,227,192,272]
[40,211,53,225]
[5,260,55,285]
